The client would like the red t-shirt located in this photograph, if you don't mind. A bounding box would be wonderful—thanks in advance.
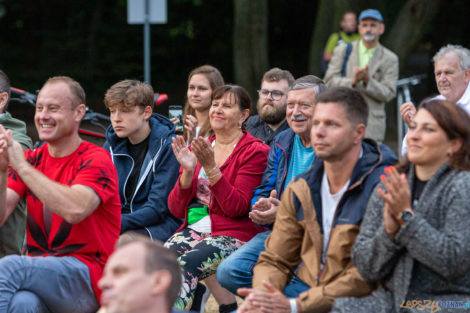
[7,141,121,301]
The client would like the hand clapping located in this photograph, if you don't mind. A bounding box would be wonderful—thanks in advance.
[191,137,216,169]
[377,166,412,236]
[171,135,197,173]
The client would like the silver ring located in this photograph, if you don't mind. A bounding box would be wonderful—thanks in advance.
[7,142,12,147]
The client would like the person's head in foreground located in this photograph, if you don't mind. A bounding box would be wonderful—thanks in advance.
[98,236,181,313]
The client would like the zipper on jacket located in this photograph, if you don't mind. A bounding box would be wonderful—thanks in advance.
[130,140,164,212]
[316,146,383,284]
[279,142,289,197]
[315,180,358,285]
[113,153,134,212]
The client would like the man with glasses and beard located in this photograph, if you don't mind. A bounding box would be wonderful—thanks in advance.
[217,75,326,295]
[245,68,294,146]
[324,9,398,142]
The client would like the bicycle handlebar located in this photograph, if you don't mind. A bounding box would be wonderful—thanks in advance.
[9,86,168,136]
[10,87,37,106]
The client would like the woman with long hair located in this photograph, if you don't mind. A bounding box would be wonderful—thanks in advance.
[166,85,269,312]
[177,65,224,143]
[332,99,470,312]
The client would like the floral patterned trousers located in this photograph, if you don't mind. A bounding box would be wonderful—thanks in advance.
[164,227,244,310]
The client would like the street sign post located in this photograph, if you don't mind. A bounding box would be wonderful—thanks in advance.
[127,0,167,84]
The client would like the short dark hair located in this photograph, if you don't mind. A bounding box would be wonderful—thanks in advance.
[43,76,86,108]
[262,67,295,87]
[117,236,181,312]
[315,87,368,127]
[105,79,154,111]
[0,70,11,110]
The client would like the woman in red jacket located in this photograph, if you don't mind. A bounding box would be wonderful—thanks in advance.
[165,85,269,312]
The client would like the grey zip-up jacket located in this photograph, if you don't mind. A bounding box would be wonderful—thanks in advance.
[347,163,470,312]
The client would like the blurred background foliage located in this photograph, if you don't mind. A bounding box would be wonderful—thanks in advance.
[0,0,469,130]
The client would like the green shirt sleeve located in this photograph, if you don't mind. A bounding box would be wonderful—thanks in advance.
[324,33,339,53]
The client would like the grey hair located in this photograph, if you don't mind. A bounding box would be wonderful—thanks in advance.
[289,75,327,96]
[433,44,470,71]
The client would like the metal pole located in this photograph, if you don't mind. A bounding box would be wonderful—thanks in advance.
[397,90,404,154]
[144,0,151,84]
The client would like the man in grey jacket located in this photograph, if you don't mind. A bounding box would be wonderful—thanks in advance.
[324,9,398,142]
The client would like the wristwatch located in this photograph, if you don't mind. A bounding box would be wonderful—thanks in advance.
[401,209,414,223]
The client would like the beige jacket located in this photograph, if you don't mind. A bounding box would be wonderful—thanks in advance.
[252,139,398,312]
[324,40,399,142]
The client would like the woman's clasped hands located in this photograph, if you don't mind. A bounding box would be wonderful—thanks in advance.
[377,166,413,238]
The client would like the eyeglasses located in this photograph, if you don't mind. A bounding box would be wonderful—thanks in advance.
[257,89,285,100]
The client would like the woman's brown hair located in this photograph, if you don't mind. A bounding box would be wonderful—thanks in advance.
[399,99,470,172]
[211,84,251,129]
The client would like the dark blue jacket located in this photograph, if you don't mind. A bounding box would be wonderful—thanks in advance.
[103,113,181,241]
[251,128,296,211]
[245,115,290,146]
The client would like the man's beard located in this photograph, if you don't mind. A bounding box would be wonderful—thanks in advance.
[362,32,376,42]
[258,100,286,125]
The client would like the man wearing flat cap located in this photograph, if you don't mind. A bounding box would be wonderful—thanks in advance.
[324,8,398,142]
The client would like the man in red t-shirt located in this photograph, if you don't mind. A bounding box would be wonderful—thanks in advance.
[0,76,121,313]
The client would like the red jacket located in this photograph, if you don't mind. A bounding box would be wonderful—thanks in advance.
[168,131,269,242]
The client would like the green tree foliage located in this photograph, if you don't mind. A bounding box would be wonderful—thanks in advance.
[0,0,467,119]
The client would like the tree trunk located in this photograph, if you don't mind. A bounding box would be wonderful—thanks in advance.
[233,0,268,107]
[308,0,351,77]
[86,0,104,82]
[383,0,440,69]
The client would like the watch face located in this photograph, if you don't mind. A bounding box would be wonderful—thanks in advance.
[401,210,413,222]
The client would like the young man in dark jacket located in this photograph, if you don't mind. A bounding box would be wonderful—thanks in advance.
[103,80,181,241]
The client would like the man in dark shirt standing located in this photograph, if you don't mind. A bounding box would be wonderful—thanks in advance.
[245,68,294,146]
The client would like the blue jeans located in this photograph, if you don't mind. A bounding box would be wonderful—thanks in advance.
[217,230,310,297]
[283,276,310,297]
[217,230,270,294]
[0,255,98,313]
